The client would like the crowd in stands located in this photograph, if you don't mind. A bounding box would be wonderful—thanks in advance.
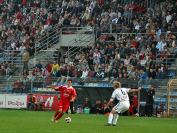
[0,0,177,82]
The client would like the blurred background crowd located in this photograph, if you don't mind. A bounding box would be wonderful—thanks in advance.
[0,0,176,81]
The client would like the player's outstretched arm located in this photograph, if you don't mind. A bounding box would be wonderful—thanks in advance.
[47,85,59,90]
[129,87,141,93]
[104,98,113,110]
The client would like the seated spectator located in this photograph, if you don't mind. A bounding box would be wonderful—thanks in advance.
[87,70,96,79]
[138,69,148,80]
[32,67,41,77]
[51,61,60,77]
[80,68,89,81]
[35,61,43,72]
[12,80,24,93]
[70,16,77,27]
[91,100,104,114]
[156,68,165,79]
[83,97,92,110]
[42,66,52,85]
[148,68,156,79]
[96,67,105,79]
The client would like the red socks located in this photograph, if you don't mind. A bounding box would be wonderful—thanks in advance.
[55,112,63,121]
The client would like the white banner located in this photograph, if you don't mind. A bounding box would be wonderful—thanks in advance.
[0,94,5,108]
[5,94,27,109]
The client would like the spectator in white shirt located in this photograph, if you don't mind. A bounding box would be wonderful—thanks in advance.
[81,68,89,81]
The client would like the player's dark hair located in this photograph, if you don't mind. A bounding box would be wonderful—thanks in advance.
[67,79,72,82]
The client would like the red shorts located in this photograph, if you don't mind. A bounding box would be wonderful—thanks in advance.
[58,100,70,113]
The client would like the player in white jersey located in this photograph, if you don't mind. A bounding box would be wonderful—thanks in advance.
[104,81,140,126]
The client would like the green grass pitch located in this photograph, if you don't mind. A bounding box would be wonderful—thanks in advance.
[0,110,177,133]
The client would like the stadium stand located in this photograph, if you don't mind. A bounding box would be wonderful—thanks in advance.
[0,0,177,116]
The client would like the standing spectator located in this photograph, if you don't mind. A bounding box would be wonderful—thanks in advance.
[27,94,37,111]
[0,65,6,76]
[129,93,138,115]
[22,49,30,74]
[145,85,155,117]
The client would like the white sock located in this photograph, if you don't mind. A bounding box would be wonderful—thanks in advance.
[112,114,119,125]
[108,113,113,124]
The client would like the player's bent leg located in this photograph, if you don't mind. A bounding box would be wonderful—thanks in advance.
[107,108,117,125]
[107,112,113,125]
[111,107,120,126]
[51,112,58,122]
[54,108,64,123]
[52,108,63,123]
[51,116,55,122]
[51,111,59,122]
[55,112,64,121]
[112,113,119,126]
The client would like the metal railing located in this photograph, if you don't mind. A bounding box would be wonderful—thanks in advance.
[1,50,23,64]
[61,27,95,62]
[0,76,170,92]
[155,53,177,68]
[0,75,174,115]
[35,25,61,54]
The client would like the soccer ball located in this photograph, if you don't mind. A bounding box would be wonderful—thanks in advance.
[65,117,71,123]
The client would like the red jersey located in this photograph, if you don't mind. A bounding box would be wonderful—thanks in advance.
[55,85,76,103]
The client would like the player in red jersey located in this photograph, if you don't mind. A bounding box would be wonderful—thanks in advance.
[49,79,77,123]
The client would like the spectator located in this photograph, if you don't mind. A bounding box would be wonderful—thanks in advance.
[0,0,177,82]
[145,85,155,117]
[22,49,30,74]
[129,93,138,116]
[148,68,156,79]
[27,94,37,111]
[83,97,92,110]
[51,61,60,77]
[80,68,89,81]
[0,65,6,76]
[96,67,105,79]
[12,80,24,93]
[35,61,43,72]
[92,100,104,114]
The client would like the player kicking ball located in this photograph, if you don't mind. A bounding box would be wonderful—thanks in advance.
[104,81,141,126]
[48,79,77,123]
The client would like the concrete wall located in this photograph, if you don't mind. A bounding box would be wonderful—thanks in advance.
[60,34,95,47]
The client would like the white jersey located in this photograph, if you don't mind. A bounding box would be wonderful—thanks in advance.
[111,88,130,102]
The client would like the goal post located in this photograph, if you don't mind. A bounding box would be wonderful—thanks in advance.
[167,79,177,117]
